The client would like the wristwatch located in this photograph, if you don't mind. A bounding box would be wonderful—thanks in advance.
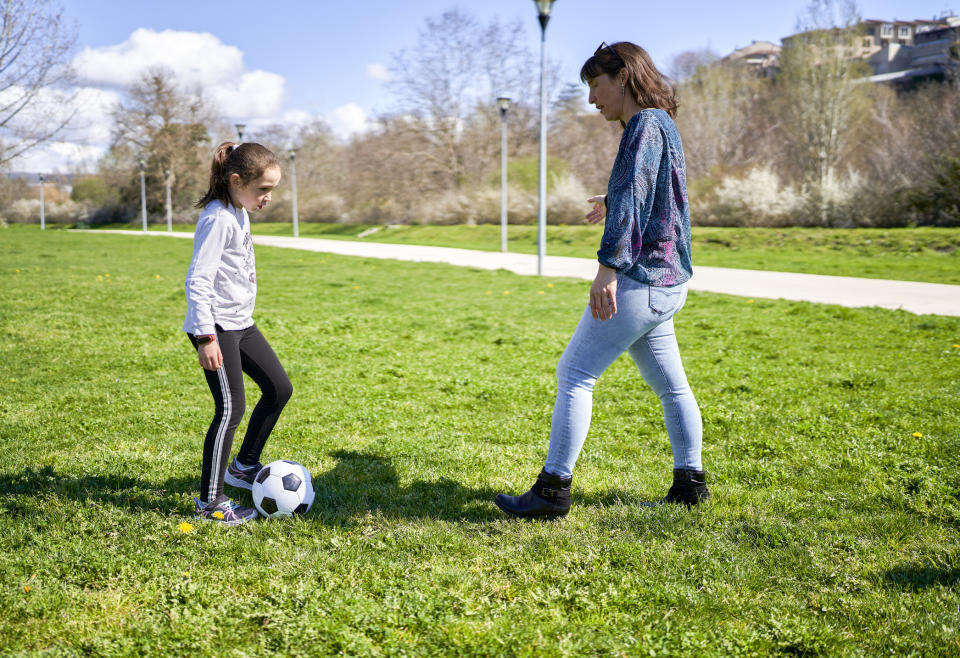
[196,334,216,345]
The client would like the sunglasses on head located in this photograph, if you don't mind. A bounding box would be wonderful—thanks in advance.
[595,41,626,68]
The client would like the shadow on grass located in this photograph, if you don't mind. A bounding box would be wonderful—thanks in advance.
[884,564,960,590]
[0,456,667,525]
[309,450,502,525]
[0,464,194,515]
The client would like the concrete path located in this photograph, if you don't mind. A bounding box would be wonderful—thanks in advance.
[89,230,960,317]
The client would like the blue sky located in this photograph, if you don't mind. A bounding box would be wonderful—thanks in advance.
[24,0,958,172]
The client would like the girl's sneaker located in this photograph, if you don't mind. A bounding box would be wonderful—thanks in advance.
[194,496,258,525]
[224,458,263,491]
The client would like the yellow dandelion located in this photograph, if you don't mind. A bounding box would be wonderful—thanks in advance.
[547,283,553,288]
[155,275,161,279]
[747,299,755,304]
[97,275,103,282]
[15,269,19,273]
[23,585,30,593]
[912,432,923,438]
[352,285,361,290]
[538,291,545,295]
[954,344,959,349]
[486,290,492,295]
[10,379,16,383]
[105,273,110,278]
[212,511,225,520]
[178,522,195,533]
[182,571,190,578]
[503,291,510,295]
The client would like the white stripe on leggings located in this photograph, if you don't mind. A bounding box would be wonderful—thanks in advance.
[208,365,232,503]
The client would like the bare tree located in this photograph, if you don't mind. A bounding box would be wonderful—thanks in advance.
[387,9,546,191]
[775,0,873,192]
[110,68,217,212]
[675,59,766,179]
[0,0,77,166]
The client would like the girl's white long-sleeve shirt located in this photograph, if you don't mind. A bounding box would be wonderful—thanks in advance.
[182,200,257,335]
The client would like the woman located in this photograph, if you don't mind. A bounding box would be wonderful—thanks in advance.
[494,42,708,518]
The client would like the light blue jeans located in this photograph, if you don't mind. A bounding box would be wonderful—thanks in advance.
[543,275,702,479]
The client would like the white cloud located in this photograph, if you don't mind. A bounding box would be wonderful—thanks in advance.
[12,141,106,174]
[365,63,392,82]
[323,104,370,139]
[73,28,244,88]
[71,28,285,120]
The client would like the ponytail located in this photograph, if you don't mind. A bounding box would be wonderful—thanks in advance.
[195,141,281,209]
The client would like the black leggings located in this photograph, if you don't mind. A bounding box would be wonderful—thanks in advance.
[189,324,292,503]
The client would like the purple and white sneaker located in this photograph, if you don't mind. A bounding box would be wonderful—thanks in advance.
[224,458,262,491]
[194,496,258,526]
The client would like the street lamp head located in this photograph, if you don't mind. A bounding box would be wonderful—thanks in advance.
[497,96,511,118]
[139,159,145,172]
[288,149,296,161]
[164,169,171,181]
[235,123,246,140]
[533,0,555,30]
[38,174,44,183]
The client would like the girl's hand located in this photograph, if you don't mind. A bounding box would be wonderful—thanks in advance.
[198,342,223,371]
[585,195,606,224]
[590,264,618,321]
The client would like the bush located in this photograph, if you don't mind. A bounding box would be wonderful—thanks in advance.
[904,157,960,226]
[4,199,83,224]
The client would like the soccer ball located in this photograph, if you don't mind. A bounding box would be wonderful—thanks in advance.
[252,460,314,518]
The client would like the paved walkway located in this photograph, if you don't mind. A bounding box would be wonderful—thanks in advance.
[90,230,960,317]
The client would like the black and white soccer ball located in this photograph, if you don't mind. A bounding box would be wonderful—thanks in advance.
[252,460,314,518]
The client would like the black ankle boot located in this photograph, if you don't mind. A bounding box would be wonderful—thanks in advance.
[494,469,572,519]
[662,469,710,506]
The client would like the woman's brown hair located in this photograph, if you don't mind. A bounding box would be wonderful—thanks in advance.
[195,141,281,209]
[580,41,679,120]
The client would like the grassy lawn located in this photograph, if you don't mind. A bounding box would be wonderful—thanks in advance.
[89,221,960,286]
[2,227,959,655]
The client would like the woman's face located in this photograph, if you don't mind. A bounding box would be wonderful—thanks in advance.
[587,72,624,122]
[229,165,282,212]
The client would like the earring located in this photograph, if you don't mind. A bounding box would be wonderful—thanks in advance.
[621,85,625,97]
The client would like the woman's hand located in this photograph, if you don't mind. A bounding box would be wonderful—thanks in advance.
[585,195,606,224]
[589,264,618,321]
[198,342,223,370]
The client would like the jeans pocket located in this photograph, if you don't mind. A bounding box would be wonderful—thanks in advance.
[648,285,683,315]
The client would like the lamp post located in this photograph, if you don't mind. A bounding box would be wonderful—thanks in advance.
[533,0,555,276]
[497,97,511,253]
[164,169,173,232]
[289,149,299,238]
[235,123,246,141]
[38,174,45,230]
[139,159,147,232]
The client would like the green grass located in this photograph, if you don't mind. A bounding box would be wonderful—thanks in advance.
[2,226,959,655]
[89,221,960,285]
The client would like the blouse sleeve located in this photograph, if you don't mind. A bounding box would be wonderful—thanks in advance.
[184,214,229,335]
[597,118,665,270]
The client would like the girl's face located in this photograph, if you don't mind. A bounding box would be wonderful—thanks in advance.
[587,72,625,122]
[229,165,282,212]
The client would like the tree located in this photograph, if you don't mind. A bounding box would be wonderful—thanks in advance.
[387,9,546,192]
[0,0,77,166]
[775,0,873,193]
[675,58,766,180]
[109,68,216,213]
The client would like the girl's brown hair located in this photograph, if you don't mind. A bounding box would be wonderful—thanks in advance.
[195,141,281,209]
[579,41,679,120]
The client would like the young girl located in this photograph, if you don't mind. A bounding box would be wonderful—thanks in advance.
[183,141,291,525]
[495,42,707,518]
